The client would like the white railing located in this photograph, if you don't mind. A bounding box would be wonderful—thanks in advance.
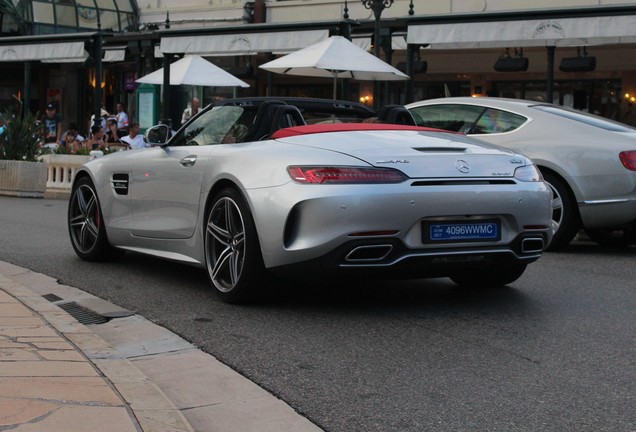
[39,154,91,195]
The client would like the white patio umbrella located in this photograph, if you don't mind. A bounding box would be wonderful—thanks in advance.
[259,35,409,99]
[136,55,250,87]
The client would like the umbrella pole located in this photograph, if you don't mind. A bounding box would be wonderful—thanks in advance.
[333,74,337,100]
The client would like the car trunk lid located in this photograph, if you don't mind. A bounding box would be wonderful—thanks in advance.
[275,129,525,179]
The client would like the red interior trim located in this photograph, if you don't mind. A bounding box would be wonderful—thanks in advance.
[271,123,443,139]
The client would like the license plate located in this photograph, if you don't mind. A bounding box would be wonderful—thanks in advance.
[424,220,500,243]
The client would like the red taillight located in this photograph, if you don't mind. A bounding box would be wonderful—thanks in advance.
[619,151,636,171]
[287,166,407,184]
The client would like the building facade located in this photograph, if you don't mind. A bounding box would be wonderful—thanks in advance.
[2,0,636,134]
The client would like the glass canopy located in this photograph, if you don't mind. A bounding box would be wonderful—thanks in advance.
[0,0,138,35]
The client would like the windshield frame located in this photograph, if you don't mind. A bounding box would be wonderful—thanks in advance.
[169,105,253,147]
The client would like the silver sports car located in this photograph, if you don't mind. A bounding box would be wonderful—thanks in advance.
[68,99,552,303]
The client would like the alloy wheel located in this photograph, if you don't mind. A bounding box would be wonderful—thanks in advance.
[69,184,100,254]
[206,196,246,292]
[548,181,564,235]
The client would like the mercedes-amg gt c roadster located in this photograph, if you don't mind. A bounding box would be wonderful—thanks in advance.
[68,99,552,303]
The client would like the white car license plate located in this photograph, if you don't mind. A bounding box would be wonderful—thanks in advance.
[424,220,500,243]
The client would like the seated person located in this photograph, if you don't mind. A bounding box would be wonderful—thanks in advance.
[105,117,123,144]
[120,122,146,150]
[62,130,85,153]
[65,122,86,141]
[222,124,249,143]
[86,125,105,150]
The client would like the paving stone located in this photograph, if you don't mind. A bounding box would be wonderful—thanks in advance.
[0,348,40,361]
[7,405,139,432]
[37,349,86,362]
[0,397,58,427]
[0,303,34,317]
[0,317,43,326]
[0,360,98,377]
[0,377,123,405]
[0,325,59,338]
[0,289,17,303]
[28,341,75,350]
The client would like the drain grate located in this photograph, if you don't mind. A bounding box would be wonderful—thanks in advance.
[42,293,63,302]
[57,302,108,325]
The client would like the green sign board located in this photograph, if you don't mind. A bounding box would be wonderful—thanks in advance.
[135,83,159,133]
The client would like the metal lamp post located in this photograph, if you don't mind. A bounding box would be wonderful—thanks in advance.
[362,0,394,58]
[362,0,393,108]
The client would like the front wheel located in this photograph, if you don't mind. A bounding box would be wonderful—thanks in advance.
[450,263,527,288]
[68,176,124,261]
[205,188,264,303]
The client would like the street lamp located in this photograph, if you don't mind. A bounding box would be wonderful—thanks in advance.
[361,0,394,58]
[361,0,393,108]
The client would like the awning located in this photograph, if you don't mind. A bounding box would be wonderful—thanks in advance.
[407,15,636,49]
[350,35,408,51]
[103,47,126,62]
[160,29,329,56]
[41,46,126,63]
[0,41,86,61]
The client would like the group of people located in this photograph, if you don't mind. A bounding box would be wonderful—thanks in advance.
[39,96,203,154]
[41,102,145,153]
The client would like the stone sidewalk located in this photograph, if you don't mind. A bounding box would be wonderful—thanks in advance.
[0,261,323,432]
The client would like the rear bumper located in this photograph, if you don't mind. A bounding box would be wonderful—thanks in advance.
[269,231,549,279]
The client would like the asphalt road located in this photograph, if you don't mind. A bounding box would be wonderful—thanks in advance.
[1,196,635,432]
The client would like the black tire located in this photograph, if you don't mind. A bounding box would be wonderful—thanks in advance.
[542,171,581,251]
[204,188,264,303]
[68,176,124,261]
[450,263,527,288]
[584,226,636,248]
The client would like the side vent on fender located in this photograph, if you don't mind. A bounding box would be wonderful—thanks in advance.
[111,174,129,195]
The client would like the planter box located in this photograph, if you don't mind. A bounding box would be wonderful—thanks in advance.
[0,160,48,198]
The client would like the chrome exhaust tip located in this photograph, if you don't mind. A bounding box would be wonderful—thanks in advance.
[521,238,544,254]
[345,245,393,262]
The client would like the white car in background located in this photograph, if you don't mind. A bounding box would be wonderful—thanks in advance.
[406,97,636,250]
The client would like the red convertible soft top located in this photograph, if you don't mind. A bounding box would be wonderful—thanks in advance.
[271,123,442,139]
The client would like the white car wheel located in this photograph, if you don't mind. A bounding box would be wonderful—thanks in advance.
[205,188,263,303]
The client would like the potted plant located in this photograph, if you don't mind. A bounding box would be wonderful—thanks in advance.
[0,111,48,198]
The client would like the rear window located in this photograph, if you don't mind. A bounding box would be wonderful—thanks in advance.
[410,104,483,132]
[409,104,526,134]
[532,105,635,132]
[472,108,527,134]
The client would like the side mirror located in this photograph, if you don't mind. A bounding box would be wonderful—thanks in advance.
[144,124,170,146]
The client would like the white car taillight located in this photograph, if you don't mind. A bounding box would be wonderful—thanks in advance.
[287,166,408,184]
[619,151,636,171]
[514,164,543,182]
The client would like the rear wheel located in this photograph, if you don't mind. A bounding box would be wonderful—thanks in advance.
[450,263,527,288]
[585,226,636,247]
[542,171,581,251]
[68,176,124,261]
[205,188,264,303]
